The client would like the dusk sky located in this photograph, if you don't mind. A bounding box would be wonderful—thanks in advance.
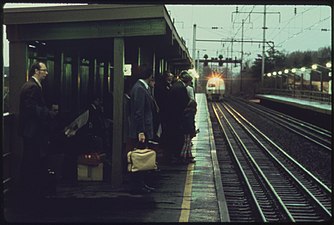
[165,4,331,62]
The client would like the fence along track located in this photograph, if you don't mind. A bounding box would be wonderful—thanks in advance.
[212,102,332,222]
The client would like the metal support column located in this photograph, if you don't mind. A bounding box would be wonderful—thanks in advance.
[8,41,28,188]
[112,37,124,187]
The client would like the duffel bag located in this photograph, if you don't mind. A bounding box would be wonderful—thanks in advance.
[127,148,157,172]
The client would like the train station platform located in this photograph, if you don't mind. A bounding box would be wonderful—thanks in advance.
[4,93,229,223]
[255,94,331,130]
[255,94,331,114]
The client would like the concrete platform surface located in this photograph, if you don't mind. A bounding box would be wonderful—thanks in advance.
[4,94,228,223]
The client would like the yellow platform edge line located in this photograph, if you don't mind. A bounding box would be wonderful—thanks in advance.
[179,95,202,222]
[179,163,194,222]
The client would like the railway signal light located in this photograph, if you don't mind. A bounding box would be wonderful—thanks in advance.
[203,54,208,66]
[218,54,223,66]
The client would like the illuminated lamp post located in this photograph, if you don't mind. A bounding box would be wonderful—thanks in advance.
[312,64,323,92]
[326,62,332,69]
[327,62,332,95]
[272,71,277,89]
[329,71,332,95]
[267,72,272,89]
[300,67,306,90]
[291,68,297,97]
[284,69,290,90]
[278,71,283,89]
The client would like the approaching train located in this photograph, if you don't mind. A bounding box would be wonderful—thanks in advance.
[206,72,225,101]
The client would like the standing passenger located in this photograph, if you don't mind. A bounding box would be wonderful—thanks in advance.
[128,65,156,193]
[167,71,191,163]
[179,72,196,163]
[148,77,160,141]
[180,100,197,163]
[18,61,58,210]
[186,81,195,101]
[154,72,173,153]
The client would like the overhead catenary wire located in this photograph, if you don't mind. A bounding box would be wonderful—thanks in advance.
[277,16,330,48]
[267,6,319,44]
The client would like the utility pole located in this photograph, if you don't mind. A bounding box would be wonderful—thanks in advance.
[192,24,197,67]
[240,19,244,93]
[231,6,280,89]
[261,5,267,88]
[231,39,234,94]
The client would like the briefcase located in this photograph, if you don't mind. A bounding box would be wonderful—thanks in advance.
[127,148,157,172]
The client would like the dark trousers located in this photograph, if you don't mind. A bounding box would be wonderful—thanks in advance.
[20,138,47,207]
[161,120,184,159]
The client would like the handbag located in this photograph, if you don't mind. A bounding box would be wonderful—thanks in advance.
[127,148,157,172]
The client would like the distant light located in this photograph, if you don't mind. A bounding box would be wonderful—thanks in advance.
[326,62,332,68]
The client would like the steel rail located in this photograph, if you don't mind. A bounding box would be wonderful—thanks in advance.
[230,98,331,151]
[222,102,332,220]
[215,102,295,221]
[225,102,331,194]
[212,103,267,222]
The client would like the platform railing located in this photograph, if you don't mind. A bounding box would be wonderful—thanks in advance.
[258,88,332,104]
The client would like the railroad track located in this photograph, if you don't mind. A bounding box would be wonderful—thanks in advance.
[228,97,332,152]
[210,102,332,222]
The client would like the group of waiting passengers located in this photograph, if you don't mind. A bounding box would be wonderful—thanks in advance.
[18,61,198,199]
[123,64,198,193]
[123,65,198,167]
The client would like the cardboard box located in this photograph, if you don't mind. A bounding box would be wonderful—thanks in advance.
[77,163,103,181]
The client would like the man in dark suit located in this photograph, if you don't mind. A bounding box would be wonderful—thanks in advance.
[129,65,154,145]
[128,65,155,193]
[165,71,191,162]
[18,61,58,207]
